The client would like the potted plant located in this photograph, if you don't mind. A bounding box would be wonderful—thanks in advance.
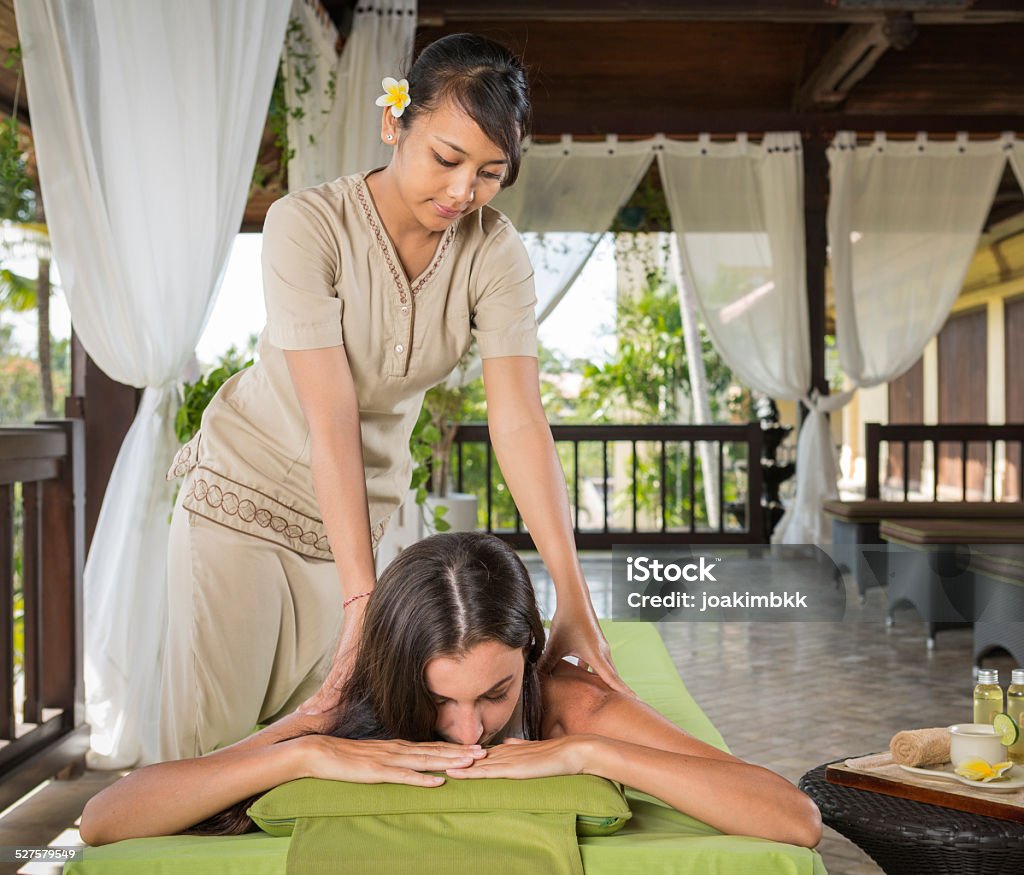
[407,352,480,534]
[421,382,479,533]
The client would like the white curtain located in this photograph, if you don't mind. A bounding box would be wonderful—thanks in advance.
[657,133,816,539]
[17,0,290,767]
[282,0,341,191]
[492,135,653,232]
[286,0,416,190]
[830,131,1008,386]
[531,234,604,323]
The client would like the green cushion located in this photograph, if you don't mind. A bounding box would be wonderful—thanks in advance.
[248,774,631,837]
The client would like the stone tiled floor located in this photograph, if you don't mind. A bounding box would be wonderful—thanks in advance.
[1,551,1017,874]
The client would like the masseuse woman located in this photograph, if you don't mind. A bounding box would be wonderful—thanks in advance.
[160,33,626,761]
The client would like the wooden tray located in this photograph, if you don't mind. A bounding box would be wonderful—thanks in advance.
[826,757,1024,823]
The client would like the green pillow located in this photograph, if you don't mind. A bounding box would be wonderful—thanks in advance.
[248,775,631,838]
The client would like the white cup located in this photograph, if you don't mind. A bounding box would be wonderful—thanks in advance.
[947,724,1006,767]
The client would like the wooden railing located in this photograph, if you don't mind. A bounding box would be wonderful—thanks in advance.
[451,423,765,548]
[865,422,1024,501]
[0,421,87,811]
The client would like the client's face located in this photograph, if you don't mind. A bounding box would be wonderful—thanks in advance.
[425,640,525,745]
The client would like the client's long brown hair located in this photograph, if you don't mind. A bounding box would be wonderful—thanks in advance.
[187,532,546,836]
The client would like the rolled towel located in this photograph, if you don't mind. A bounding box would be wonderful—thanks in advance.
[889,728,950,766]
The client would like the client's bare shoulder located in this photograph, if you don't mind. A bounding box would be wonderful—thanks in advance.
[539,659,615,739]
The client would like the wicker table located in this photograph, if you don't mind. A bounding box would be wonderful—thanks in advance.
[799,761,1024,874]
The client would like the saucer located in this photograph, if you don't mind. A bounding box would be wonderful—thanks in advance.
[899,762,1024,793]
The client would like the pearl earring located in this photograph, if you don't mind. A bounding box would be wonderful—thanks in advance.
[386,134,394,141]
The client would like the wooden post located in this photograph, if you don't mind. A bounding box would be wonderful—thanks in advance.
[37,419,86,726]
[802,135,830,420]
[865,422,881,499]
[67,334,140,552]
[0,483,13,739]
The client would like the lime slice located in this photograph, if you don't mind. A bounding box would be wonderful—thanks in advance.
[993,712,1019,746]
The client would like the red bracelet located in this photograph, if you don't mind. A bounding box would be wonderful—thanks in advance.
[343,591,372,609]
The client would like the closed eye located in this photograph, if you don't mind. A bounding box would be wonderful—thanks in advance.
[431,690,511,705]
[433,152,504,182]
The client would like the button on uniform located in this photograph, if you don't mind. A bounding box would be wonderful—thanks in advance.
[395,344,404,353]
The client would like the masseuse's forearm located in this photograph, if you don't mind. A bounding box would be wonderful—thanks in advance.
[310,425,377,598]
[79,736,305,845]
[490,416,588,602]
[284,346,377,600]
[580,736,822,848]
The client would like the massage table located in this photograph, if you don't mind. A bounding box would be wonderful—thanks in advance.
[971,542,1024,668]
[879,518,1024,650]
[824,499,1024,601]
[67,621,827,874]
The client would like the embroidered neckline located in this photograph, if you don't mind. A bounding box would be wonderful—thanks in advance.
[355,177,458,305]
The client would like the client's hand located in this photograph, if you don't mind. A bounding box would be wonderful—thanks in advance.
[444,737,590,780]
[299,599,367,715]
[299,736,488,787]
[540,598,633,696]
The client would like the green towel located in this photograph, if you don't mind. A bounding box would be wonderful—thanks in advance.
[286,810,583,875]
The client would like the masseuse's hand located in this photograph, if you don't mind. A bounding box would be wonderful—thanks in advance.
[445,736,589,780]
[297,736,487,786]
[539,597,633,696]
[298,597,367,715]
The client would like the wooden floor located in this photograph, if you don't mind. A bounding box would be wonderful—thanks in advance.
[0,552,1016,875]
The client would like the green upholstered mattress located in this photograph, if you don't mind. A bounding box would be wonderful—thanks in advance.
[67,621,826,875]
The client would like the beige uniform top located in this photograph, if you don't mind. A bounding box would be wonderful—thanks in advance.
[167,168,538,560]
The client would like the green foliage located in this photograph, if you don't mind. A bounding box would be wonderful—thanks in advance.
[408,360,483,531]
[254,18,339,191]
[174,343,255,444]
[0,43,33,223]
[252,63,292,191]
[578,267,734,423]
[421,381,466,498]
[0,267,37,312]
[0,336,70,425]
[626,440,746,531]
[408,404,449,532]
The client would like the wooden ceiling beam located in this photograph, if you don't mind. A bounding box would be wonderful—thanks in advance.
[794,16,918,111]
[414,1,1024,26]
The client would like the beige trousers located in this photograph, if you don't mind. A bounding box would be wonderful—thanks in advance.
[159,473,343,760]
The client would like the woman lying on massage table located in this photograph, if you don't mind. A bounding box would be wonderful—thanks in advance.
[80,532,822,849]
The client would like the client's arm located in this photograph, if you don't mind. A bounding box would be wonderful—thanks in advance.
[80,713,484,846]
[446,663,822,849]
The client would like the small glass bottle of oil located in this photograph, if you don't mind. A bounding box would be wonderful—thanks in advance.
[974,669,1003,726]
[1007,669,1024,764]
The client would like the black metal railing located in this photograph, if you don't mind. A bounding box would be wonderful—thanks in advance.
[865,422,1024,501]
[0,421,87,810]
[450,423,765,548]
